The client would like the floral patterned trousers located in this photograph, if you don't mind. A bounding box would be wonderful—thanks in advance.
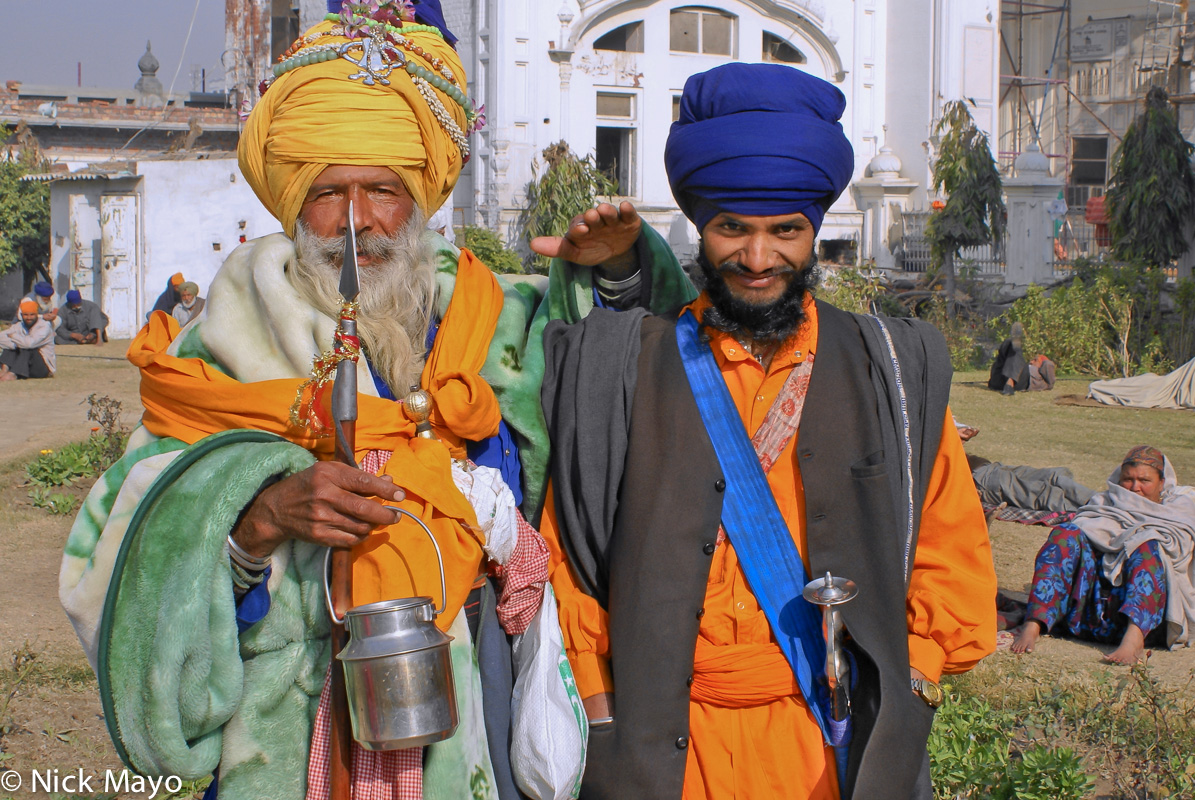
[1025,523,1167,642]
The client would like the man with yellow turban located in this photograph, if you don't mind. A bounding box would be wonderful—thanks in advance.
[58,3,695,799]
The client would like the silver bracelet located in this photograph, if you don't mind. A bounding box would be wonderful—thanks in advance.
[587,716,615,727]
[227,533,271,572]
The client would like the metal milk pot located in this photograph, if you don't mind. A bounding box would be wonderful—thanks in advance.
[324,507,458,751]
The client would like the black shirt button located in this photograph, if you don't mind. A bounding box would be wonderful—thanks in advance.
[676,736,689,749]
[687,675,695,687]
[703,542,716,555]
[696,607,705,619]
[714,479,726,492]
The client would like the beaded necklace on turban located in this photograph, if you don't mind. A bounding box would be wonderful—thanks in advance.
[239,1,484,237]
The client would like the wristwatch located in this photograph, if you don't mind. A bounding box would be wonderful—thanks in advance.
[910,677,945,708]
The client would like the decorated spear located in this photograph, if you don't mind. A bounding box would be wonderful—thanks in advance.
[328,201,361,800]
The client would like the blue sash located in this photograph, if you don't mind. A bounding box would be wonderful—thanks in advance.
[674,311,832,741]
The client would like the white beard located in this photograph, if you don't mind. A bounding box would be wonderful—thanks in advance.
[290,210,436,395]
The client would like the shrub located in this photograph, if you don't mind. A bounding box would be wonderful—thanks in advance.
[929,688,1094,800]
[922,298,985,371]
[999,276,1133,377]
[25,394,129,514]
[457,226,523,274]
[520,142,617,273]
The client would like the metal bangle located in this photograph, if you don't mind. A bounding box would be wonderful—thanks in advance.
[227,533,271,571]
[587,716,615,727]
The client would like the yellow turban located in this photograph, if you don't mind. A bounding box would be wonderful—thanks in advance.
[239,19,469,237]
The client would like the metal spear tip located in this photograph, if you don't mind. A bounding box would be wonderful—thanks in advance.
[339,199,360,303]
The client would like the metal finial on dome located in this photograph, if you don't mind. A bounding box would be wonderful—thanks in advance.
[867,125,903,177]
[138,41,159,76]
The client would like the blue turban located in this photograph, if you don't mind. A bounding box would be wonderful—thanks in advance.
[66,289,82,304]
[33,281,53,297]
[664,63,855,235]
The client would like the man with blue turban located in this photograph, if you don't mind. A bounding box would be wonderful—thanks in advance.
[532,63,995,799]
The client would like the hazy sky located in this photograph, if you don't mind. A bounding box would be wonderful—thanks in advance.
[0,0,226,93]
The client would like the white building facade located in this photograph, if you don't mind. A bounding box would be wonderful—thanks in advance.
[441,0,1002,266]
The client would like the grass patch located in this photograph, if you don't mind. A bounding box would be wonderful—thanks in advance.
[22,394,129,516]
[932,661,1195,798]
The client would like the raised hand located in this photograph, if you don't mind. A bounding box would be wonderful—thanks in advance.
[529,201,642,268]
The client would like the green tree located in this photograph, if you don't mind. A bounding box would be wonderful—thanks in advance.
[520,141,616,273]
[0,128,50,276]
[457,225,523,274]
[1105,86,1195,268]
[925,100,1005,317]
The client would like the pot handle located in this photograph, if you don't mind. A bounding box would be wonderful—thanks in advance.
[323,506,448,623]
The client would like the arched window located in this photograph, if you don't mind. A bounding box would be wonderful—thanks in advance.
[762,32,806,64]
[670,8,736,56]
[595,21,645,52]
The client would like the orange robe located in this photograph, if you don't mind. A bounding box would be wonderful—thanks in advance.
[540,296,997,799]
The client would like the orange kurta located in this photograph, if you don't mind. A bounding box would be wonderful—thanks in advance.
[540,296,997,799]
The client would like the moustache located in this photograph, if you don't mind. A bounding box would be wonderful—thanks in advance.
[303,230,401,268]
[716,261,800,280]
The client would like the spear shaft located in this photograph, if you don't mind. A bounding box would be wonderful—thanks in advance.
[328,203,361,800]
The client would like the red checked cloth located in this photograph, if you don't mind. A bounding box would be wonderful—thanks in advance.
[305,669,422,800]
[490,512,550,635]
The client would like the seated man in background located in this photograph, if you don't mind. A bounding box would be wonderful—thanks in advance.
[149,272,185,319]
[0,299,55,380]
[14,280,57,324]
[56,290,109,345]
[988,321,1028,395]
[171,281,205,327]
[1028,353,1057,391]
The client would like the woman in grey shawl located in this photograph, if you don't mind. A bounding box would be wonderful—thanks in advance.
[1011,446,1195,664]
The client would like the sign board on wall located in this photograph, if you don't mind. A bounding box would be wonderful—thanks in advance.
[1070,18,1131,62]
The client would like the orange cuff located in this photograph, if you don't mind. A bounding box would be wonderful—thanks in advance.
[906,635,947,683]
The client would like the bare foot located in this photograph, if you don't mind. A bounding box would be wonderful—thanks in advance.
[0,370,16,382]
[1102,624,1147,666]
[1010,620,1043,654]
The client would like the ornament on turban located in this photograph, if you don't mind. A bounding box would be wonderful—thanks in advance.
[19,299,38,314]
[239,1,482,238]
[33,281,53,298]
[664,63,855,235]
[66,289,82,305]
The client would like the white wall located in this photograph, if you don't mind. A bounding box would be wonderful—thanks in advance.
[446,0,1001,256]
[138,158,282,316]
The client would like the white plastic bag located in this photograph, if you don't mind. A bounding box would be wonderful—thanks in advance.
[509,584,588,800]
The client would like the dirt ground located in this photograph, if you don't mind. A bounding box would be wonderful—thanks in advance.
[0,354,1192,798]
[0,340,145,799]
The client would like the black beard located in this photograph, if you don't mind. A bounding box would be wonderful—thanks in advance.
[690,245,820,343]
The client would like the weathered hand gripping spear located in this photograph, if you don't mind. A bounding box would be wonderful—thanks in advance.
[328,201,361,800]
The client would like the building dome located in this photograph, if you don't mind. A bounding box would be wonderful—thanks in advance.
[867,144,903,178]
[1013,142,1050,175]
[135,41,164,107]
